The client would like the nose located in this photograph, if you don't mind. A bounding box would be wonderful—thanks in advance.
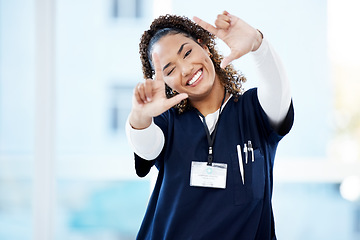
[181,62,193,77]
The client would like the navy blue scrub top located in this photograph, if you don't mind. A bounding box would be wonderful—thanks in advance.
[134,88,294,240]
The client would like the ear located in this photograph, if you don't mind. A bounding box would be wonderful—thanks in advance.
[197,39,210,53]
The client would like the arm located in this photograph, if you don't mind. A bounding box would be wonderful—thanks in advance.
[125,117,165,160]
[194,12,291,130]
[253,37,292,130]
[127,53,187,160]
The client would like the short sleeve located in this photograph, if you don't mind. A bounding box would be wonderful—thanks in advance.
[239,88,294,144]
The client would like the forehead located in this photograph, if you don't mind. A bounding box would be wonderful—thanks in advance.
[151,33,196,57]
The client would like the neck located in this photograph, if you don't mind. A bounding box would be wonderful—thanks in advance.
[190,79,229,117]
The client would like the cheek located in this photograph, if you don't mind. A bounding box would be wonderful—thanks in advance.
[164,77,179,91]
[205,56,216,76]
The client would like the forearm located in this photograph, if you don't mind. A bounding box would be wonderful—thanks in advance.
[253,37,292,128]
[128,109,152,130]
[125,116,165,160]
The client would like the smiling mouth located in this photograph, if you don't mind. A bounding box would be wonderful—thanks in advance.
[187,69,203,86]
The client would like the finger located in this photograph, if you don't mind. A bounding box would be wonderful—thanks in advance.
[220,50,244,69]
[216,13,231,24]
[144,79,153,102]
[152,53,164,82]
[215,18,230,30]
[137,83,147,103]
[163,93,188,109]
[215,13,231,29]
[193,16,219,36]
[134,83,144,105]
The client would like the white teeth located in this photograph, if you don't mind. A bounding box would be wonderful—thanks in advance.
[188,70,202,85]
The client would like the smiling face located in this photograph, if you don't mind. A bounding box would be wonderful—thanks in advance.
[151,33,220,102]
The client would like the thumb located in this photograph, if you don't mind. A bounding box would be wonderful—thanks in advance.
[164,93,188,109]
[220,52,237,69]
[220,49,245,68]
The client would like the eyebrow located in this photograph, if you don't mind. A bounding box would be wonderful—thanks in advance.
[177,42,188,55]
[162,42,189,72]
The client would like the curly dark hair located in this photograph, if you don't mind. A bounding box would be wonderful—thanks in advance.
[139,14,246,113]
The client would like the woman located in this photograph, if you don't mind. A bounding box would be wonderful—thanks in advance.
[126,11,294,240]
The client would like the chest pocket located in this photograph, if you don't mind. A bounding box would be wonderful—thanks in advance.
[231,149,266,205]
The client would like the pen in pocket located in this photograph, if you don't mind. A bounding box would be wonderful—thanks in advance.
[236,145,244,185]
[243,143,248,164]
[248,140,254,162]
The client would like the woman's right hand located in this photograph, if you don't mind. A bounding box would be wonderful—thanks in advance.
[194,11,262,69]
[129,53,188,129]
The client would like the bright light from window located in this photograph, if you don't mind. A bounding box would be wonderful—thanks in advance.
[340,176,360,202]
[327,0,360,164]
[328,0,360,65]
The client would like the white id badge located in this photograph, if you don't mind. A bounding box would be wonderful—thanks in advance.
[190,161,227,189]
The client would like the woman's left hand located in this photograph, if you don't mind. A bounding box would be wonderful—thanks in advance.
[193,11,262,68]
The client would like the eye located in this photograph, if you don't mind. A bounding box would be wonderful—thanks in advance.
[166,67,175,76]
[184,49,192,58]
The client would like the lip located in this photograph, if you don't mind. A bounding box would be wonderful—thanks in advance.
[186,69,203,87]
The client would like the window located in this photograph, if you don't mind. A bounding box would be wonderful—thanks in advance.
[111,0,143,19]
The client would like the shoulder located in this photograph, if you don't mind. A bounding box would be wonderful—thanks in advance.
[153,107,195,131]
[227,87,276,137]
[242,88,259,100]
[230,88,260,110]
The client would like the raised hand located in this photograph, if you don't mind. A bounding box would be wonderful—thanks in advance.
[193,11,262,68]
[129,53,188,129]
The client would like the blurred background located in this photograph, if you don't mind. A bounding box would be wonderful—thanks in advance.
[1,0,360,239]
